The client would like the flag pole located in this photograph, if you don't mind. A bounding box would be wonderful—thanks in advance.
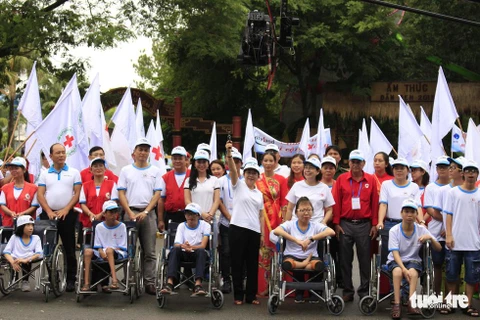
[456,118,464,133]
[0,130,36,171]
[391,147,398,157]
[25,139,38,158]
[3,111,22,162]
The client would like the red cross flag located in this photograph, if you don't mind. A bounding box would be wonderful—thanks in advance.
[146,120,166,175]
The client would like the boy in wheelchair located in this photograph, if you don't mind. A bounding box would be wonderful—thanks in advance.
[272,196,335,303]
[81,201,127,291]
[160,203,210,296]
[387,198,441,319]
[2,215,43,292]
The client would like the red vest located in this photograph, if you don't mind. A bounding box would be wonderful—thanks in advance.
[1,182,38,227]
[80,167,118,184]
[79,180,116,227]
[163,170,190,212]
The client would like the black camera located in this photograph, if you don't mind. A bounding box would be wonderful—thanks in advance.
[237,10,273,66]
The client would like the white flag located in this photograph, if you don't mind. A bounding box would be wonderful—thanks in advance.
[298,118,310,156]
[154,112,167,175]
[35,74,89,171]
[464,119,480,164]
[243,109,255,162]
[370,117,393,155]
[17,62,42,181]
[135,98,145,139]
[451,124,465,153]
[146,120,166,176]
[358,119,373,174]
[316,109,326,158]
[398,96,423,164]
[418,106,431,166]
[209,122,217,161]
[111,87,137,151]
[324,128,332,146]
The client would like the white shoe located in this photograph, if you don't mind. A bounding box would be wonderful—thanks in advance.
[21,281,31,292]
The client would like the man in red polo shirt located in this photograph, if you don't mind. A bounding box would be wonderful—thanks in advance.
[80,146,118,183]
[157,146,190,231]
[333,149,378,303]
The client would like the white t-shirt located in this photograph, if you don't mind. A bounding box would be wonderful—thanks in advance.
[443,186,480,251]
[0,186,39,206]
[279,220,327,259]
[184,176,220,214]
[379,180,421,220]
[174,220,211,246]
[3,234,43,259]
[159,171,189,197]
[37,165,82,211]
[219,175,243,227]
[431,183,454,241]
[387,223,433,264]
[285,181,335,223]
[230,180,264,233]
[117,164,162,207]
[423,181,447,241]
[93,222,128,258]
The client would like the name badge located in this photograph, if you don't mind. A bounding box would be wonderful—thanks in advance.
[352,197,361,210]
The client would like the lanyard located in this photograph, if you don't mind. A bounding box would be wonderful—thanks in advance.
[350,180,363,198]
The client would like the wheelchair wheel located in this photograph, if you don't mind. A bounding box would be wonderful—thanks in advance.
[129,286,135,304]
[134,246,144,298]
[44,285,50,302]
[51,244,66,297]
[0,265,14,295]
[327,294,345,316]
[359,295,378,315]
[268,294,279,315]
[157,294,166,308]
[211,289,224,309]
[329,254,337,292]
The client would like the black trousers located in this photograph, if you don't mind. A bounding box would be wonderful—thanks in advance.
[219,224,231,279]
[164,211,186,230]
[41,210,77,283]
[229,224,260,303]
[167,247,207,281]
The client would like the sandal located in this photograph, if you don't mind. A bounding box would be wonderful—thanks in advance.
[247,299,260,305]
[464,306,480,317]
[81,284,90,291]
[234,300,243,305]
[102,285,112,293]
[160,283,174,295]
[192,284,206,296]
[391,303,401,319]
[109,281,119,290]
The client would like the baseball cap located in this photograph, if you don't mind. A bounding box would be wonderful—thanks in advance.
[349,150,365,161]
[391,157,409,167]
[448,156,465,168]
[135,137,151,148]
[244,157,258,166]
[321,156,337,168]
[90,157,106,168]
[102,200,119,212]
[171,146,187,157]
[193,150,210,161]
[7,157,27,168]
[401,198,418,210]
[435,156,450,166]
[410,159,429,172]
[196,143,211,154]
[185,203,202,215]
[243,162,261,174]
[17,215,35,227]
[265,144,280,153]
[304,157,321,169]
[463,159,479,172]
[232,151,243,161]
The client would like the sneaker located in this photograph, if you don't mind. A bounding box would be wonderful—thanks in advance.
[21,280,31,292]
[221,279,232,294]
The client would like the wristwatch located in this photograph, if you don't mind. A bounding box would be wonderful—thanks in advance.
[144,210,149,214]
[309,236,314,243]
[419,220,426,224]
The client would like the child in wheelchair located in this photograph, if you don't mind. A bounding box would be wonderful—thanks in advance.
[81,201,127,291]
[160,202,210,296]
[2,215,43,292]
[387,198,441,319]
[272,196,335,303]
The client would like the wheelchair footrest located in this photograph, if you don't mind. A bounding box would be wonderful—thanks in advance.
[285,282,324,291]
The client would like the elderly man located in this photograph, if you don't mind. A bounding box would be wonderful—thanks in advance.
[333,149,378,303]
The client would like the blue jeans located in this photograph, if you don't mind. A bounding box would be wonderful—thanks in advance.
[446,250,480,284]
[388,260,422,298]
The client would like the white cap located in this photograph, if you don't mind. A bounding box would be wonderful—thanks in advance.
[349,149,365,161]
[244,157,258,166]
[90,157,106,168]
[193,150,210,161]
[171,146,187,157]
[135,137,151,148]
[17,215,35,227]
[102,200,119,212]
[391,157,409,167]
[401,198,418,210]
[196,143,211,154]
[410,159,429,172]
[448,156,465,168]
[232,151,243,161]
[7,157,27,168]
[243,162,261,174]
[185,202,202,215]
[231,147,239,153]
[304,157,321,169]
[321,156,337,168]
[264,144,280,153]
[435,155,450,166]
[463,159,479,172]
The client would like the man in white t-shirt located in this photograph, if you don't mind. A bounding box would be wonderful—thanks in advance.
[445,160,480,315]
[118,138,162,295]
[37,143,81,292]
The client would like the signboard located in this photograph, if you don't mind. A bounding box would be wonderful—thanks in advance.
[371,82,436,102]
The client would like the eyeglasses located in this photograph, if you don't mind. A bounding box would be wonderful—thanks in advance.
[297,209,313,214]
[464,169,479,174]
[449,166,461,171]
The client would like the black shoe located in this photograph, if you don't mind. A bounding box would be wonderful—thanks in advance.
[221,280,231,294]
[145,284,156,295]
[66,281,75,292]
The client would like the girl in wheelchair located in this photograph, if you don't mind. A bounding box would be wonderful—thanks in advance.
[3,215,43,292]
[387,198,441,319]
[81,201,127,291]
[272,196,335,303]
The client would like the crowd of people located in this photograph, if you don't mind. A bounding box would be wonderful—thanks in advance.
[1,139,480,318]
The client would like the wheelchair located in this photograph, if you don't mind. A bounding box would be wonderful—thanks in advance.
[268,235,345,315]
[155,220,224,309]
[358,228,435,318]
[0,219,67,302]
[75,220,144,303]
